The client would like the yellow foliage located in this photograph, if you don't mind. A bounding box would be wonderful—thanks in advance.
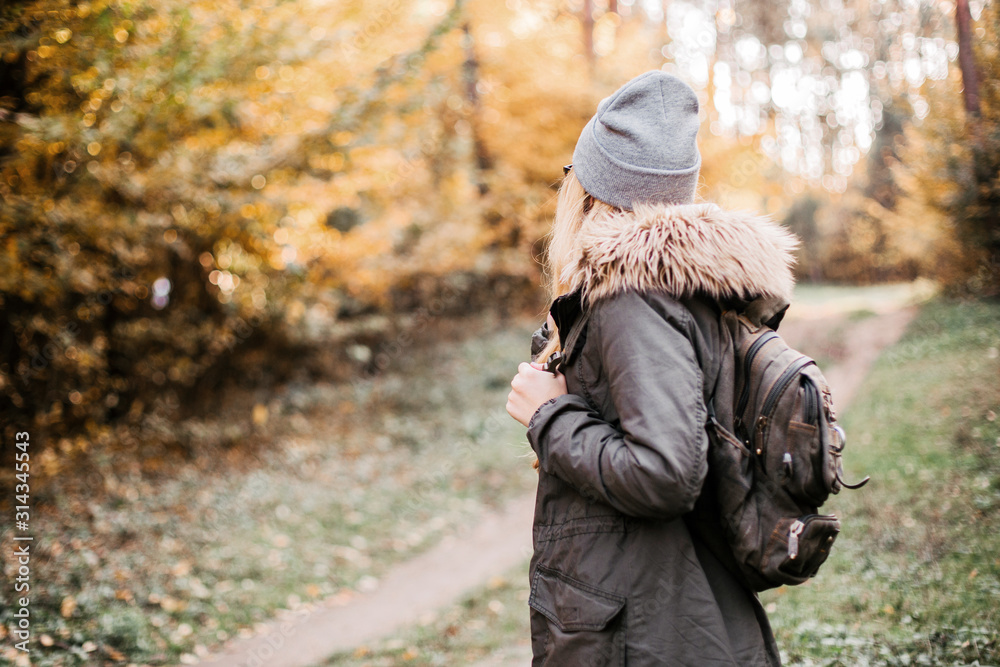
[6,0,991,442]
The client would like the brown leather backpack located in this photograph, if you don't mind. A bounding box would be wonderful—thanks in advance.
[706,311,870,592]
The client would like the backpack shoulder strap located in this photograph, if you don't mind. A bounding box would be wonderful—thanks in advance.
[554,307,590,373]
[706,310,744,432]
[545,289,590,373]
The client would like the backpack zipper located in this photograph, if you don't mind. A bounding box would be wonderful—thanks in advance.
[755,357,816,461]
[735,331,780,430]
[803,376,820,426]
[760,356,816,419]
[788,513,838,560]
[787,519,805,559]
[781,377,821,479]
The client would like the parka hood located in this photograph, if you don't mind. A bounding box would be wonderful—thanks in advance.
[561,202,799,324]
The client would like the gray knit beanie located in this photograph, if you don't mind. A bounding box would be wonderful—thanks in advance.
[572,71,702,211]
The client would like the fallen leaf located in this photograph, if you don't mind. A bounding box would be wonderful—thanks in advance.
[171,560,192,577]
[253,403,268,425]
[60,596,76,618]
[104,645,126,661]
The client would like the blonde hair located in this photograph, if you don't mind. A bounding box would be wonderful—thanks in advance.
[535,170,620,365]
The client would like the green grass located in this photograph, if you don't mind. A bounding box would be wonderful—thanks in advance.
[323,562,531,667]
[0,313,539,667]
[320,298,1000,667]
[5,297,996,667]
[761,298,1000,665]
[791,280,937,311]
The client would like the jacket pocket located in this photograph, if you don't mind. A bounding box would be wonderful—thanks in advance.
[529,566,626,666]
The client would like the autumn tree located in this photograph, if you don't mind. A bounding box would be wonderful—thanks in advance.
[0,0,485,446]
[901,1,1000,294]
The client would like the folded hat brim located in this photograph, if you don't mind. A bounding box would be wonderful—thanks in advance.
[572,112,701,211]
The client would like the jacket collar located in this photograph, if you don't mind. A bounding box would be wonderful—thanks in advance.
[560,202,799,325]
[550,290,584,349]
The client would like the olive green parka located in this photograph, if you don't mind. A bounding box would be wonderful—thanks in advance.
[526,202,798,666]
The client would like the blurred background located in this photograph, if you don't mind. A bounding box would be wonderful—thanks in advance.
[0,0,998,665]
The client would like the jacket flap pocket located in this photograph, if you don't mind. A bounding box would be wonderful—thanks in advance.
[529,566,625,632]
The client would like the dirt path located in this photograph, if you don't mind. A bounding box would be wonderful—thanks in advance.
[200,303,918,667]
[467,306,920,667]
[779,306,919,409]
[200,496,535,667]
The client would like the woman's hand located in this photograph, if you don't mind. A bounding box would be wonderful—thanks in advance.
[506,362,568,428]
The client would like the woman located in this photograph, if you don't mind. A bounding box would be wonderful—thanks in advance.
[506,71,798,666]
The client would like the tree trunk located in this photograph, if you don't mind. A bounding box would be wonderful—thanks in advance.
[955,0,981,119]
[582,0,595,76]
[462,23,493,195]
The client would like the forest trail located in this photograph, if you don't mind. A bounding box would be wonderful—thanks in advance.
[200,495,535,667]
[200,294,921,667]
[465,303,921,667]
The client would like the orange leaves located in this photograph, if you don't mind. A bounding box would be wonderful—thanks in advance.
[0,0,562,443]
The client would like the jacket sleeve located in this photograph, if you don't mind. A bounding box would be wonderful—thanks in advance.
[526,292,709,520]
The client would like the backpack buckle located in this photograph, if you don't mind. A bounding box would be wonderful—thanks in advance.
[830,425,871,489]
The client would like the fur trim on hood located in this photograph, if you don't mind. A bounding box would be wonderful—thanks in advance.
[561,202,799,318]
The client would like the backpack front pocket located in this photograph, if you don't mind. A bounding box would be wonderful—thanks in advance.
[784,418,828,505]
[529,565,626,666]
[760,514,841,585]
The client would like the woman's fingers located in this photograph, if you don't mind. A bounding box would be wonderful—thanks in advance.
[507,361,568,427]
